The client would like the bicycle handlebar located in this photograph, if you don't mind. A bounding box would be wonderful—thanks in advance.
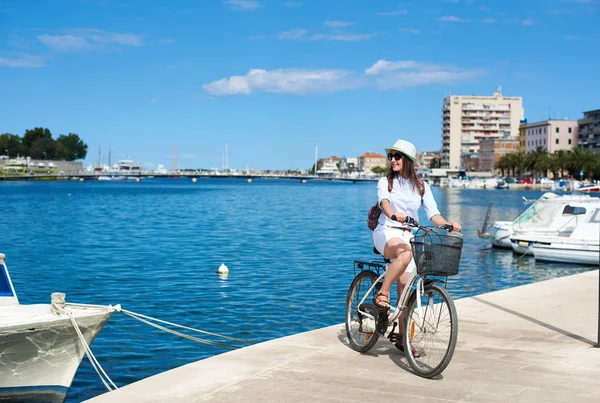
[391,215,458,233]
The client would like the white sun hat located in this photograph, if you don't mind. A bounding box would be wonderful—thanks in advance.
[385,139,418,163]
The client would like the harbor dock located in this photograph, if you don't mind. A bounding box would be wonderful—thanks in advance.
[85,270,600,403]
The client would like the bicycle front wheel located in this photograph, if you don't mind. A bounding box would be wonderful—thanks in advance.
[345,270,381,353]
[404,283,458,378]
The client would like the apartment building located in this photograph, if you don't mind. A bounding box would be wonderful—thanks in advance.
[479,136,519,171]
[339,157,358,171]
[519,120,527,153]
[524,120,578,153]
[578,109,600,151]
[358,152,386,172]
[419,151,440,169]
[441,87,524,169]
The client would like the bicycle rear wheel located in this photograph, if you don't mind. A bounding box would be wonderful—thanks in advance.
[404,283,457,378]
[345,270,381,353]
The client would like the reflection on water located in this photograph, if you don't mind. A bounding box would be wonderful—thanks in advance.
[0,180,596,402]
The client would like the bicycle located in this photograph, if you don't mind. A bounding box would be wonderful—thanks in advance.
[345,216,463,378]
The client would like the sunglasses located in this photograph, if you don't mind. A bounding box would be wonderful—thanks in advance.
[387,152,404,161]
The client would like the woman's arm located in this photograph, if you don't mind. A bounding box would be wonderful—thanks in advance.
[380,199,406,222]
[430,214,462,232]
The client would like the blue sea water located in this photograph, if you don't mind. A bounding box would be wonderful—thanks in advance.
[0,179,596,402]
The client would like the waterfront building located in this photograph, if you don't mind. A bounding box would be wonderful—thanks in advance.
[338,157,358,172]
[519,120,527,153]
[441,87,524,169]
[358,152,386,172]
[479,136,519,172]
[0,157,83,174]
[578,109,600,151]
[419,151,440,170]
[316,156,341,172]
[524,120,578,153]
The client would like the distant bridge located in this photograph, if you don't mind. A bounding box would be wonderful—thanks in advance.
[0,172,379,183]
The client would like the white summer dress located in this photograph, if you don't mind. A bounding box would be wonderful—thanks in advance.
[373,176,441,272]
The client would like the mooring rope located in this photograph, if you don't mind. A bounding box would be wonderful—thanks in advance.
[54,302,118,391]
[119,308,254,349]
[60,303,255,391]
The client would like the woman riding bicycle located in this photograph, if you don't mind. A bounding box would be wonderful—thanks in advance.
[373,139,462,317]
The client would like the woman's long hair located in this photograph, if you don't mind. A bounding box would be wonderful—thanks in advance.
[386,155,420,193]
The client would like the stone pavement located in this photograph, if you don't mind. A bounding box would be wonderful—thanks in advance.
[86,270,600,403]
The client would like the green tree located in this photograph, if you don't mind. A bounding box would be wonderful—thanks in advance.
[0,133,24,157]
[553,149,571,178]
[569,147,600,180]
[56,133,88,160]
[525,147,548,178]
[30,136,57,160]
[429,157,441,169]
[371,166,387,174]
[23,127,53,155]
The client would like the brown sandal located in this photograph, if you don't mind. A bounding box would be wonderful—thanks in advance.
[395,336,421,358]
[374,292,391,310]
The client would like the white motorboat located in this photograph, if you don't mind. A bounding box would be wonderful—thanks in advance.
[0,253,113,403]
[489,220,513,248]
[510,196,600,255]
[530,215,600,265]
[488,193,600,252]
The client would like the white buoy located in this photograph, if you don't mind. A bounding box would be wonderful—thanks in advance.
[247,178,252,183]
[136,178,141,182]
[79,178,84,182]
[217,263,229,274]
[192,177,197,183]
[301,179,307,184]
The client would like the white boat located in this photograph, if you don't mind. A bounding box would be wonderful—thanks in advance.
[530,215,600,265]
[0,253,113,403]
[575,183,600,193]
[488,193,600,251]
[490,220,513,248]
[510,195,600,255]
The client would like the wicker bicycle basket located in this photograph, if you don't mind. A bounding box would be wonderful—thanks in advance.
[410,230,463,276]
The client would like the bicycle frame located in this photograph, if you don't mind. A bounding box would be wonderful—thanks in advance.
[355,261,422,324]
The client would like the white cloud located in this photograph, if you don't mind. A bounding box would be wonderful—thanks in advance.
[479,18,497,23]
[399,28,421,35]
[245,34,267,40]
[277,28,308,40]
[521,18,535,25]
[324,20,354,28]
[203,68,359,96]
[378,8,408,16]
[203,59,484,96]
[282,1,302,7]
[277,28,376,42]
[438,16,469,22]
[310,33,377,41]
[223,0,262,10]
[0,54,45,68]
[364,59,484,89]
[38,29,144,52]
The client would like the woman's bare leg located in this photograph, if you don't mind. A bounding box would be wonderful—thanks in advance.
[378,238,412,300]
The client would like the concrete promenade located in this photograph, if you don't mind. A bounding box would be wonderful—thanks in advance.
[86,270,600,403]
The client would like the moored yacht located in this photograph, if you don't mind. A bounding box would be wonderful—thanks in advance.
[509,196,600,255]
[0,253,114,403]
[488,193,600,251]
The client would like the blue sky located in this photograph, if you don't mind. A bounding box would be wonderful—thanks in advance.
[0,0,598,170]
